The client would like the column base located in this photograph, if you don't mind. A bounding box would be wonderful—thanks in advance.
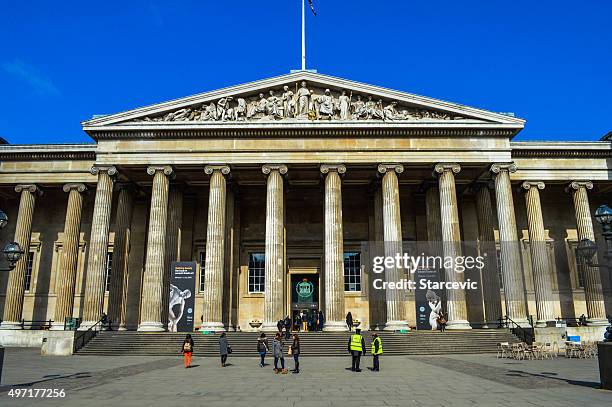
[199,322,226,333]
[446,319,472,330]
[383,320,410,331]
[117,326,128,331]
[535,320,556,328]
[587,318,611,326]
[138,321,165,332]
[0,321,23,330]
[323,321,349,332]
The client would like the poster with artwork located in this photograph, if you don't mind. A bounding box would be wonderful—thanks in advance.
[168,261,196,332]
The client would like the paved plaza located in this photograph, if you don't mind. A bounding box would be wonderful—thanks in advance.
[0,348,610,406]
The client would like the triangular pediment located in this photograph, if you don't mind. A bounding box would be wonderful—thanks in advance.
[82,71,524,129]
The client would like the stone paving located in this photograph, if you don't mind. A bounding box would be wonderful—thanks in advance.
[0,348,610,406]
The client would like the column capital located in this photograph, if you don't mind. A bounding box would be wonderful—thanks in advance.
[146,165,174,176]
[521,181,545,191]
[568,180,593,191]
[490,162,517,174]
[262,164,288,175]
[434,163,461,175]
[62,183,87,193]
[320,164,346,174]
[204,165,231,175]
[377,163,404,175]
[90,165,118,176]
[14,184,42,195]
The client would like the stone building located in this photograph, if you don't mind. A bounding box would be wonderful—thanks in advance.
[1,72,611,337]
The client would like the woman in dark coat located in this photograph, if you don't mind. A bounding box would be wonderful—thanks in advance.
[291,334,301,373]
[219,332,230,367]
[346,312,353,332]
[257,332,269,368]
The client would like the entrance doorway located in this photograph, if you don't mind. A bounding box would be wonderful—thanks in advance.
[290,274,319,332]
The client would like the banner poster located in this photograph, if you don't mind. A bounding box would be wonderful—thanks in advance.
[415,268,444,330]
[168,261,196,332]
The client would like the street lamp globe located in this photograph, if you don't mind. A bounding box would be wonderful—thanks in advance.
[3,241,23,264]
[595,204,612,227]
[0,209,8,229]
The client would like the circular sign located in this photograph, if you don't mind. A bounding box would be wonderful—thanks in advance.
[296,280,314,299]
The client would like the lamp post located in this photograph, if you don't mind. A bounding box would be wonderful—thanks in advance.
[0,209,23,272]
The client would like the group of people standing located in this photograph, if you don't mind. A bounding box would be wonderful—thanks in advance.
[277,310,326,334]
[257,332,301,374]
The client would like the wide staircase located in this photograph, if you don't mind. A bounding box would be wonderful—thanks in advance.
[76,329,520,357]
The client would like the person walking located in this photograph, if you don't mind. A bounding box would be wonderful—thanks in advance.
[295,313,302,332]
[257,332,269,368]
[277,318,284,334]
[301,310,308,332]
[272,332,287,374]
[318,310,325,331]
[181,334,194,368]
[290,334,301,373]
[437,310,447,332]
[219,332,230,367]
[284,315,292,340]
[347,328,365,372]
[346,312,353,332]
[370,333,383,372]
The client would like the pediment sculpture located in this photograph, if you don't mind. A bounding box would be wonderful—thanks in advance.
[133,81,465,123]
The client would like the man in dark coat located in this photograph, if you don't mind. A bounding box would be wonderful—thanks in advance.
[284,315,291,339]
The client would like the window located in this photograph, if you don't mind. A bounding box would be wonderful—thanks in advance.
[24,252,34,292]
[199,251,206,292]
[495,249,504,289]
[344,252,361,292]
[104,252,113,292]
[248,253,265,293]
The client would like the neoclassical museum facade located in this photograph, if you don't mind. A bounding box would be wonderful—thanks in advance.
[0,71,611,335]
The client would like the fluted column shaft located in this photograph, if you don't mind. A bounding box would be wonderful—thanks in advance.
[378,164,409,331]
[162,187,183,329]
[435,164,471,329]
[522,181,555,326]
[80,166,116,330]
[473,183,503,327]
[261,164,287,331]
[52,184,86,329]
[321,164,347,331]
[569,181,607,324]
[139,166,173,331]
[201,165,230,332]
[490,163,529,326]
[0,185,40,329]
[107,185,135,330]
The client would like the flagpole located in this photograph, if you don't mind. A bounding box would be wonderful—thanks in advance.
[301,0,306,70]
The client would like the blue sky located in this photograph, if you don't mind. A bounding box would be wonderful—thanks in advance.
[1,0,610,144]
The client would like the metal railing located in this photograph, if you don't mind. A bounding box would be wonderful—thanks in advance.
[18,319,53,330]
[499,315,535,344]
[73,317,105,353]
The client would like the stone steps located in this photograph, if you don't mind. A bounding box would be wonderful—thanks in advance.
[76,330,520,356]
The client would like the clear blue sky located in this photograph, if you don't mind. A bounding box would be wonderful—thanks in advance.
[1,0,610,144]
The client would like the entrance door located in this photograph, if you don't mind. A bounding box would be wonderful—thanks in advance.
[290,274,319,331]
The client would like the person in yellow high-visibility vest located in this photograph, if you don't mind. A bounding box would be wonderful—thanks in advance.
[347,328,366,372]
[370,333,383,371]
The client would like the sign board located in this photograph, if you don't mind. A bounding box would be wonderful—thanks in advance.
[414,268,444,330]
[168,261,196,332]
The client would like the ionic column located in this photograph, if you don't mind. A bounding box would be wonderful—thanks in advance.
[200,165,230,332]
[568,181,607,324]
[377,164,409,331]
[51,183,86,330]
[321,164,347,331]
[521,181,556,327]
[162,187,184,329]
[435,164,471,329]
[261,164,287,331]
[80,166,117,330]
[490,163,529,326]
[472,182,503,327]
[138,166,173,331]
[0,184,41,329]
[107,184,135,331]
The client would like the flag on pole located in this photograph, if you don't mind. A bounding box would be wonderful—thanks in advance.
[308,0,316,16]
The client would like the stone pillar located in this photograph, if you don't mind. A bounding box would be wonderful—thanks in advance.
[568,181,607,325]
[107,184,135,331]
[162,187,184,329]
[0,184,41,329]
[522,181,556,327]
[80,166,117,330]
[138,166,173,331]
[472,182,503,327]
[490,163,529,327]
[321,164,348,331]
[434,163,471,329]
[200,165,230,332]
[51,183,86,330]
[261,164,287,331]
[377,164,409,331]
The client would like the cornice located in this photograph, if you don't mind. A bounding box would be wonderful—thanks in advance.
[0,144,96,161]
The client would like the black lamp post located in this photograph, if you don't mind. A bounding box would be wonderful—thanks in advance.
[0,209,24,272]
[575,204,612,269]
